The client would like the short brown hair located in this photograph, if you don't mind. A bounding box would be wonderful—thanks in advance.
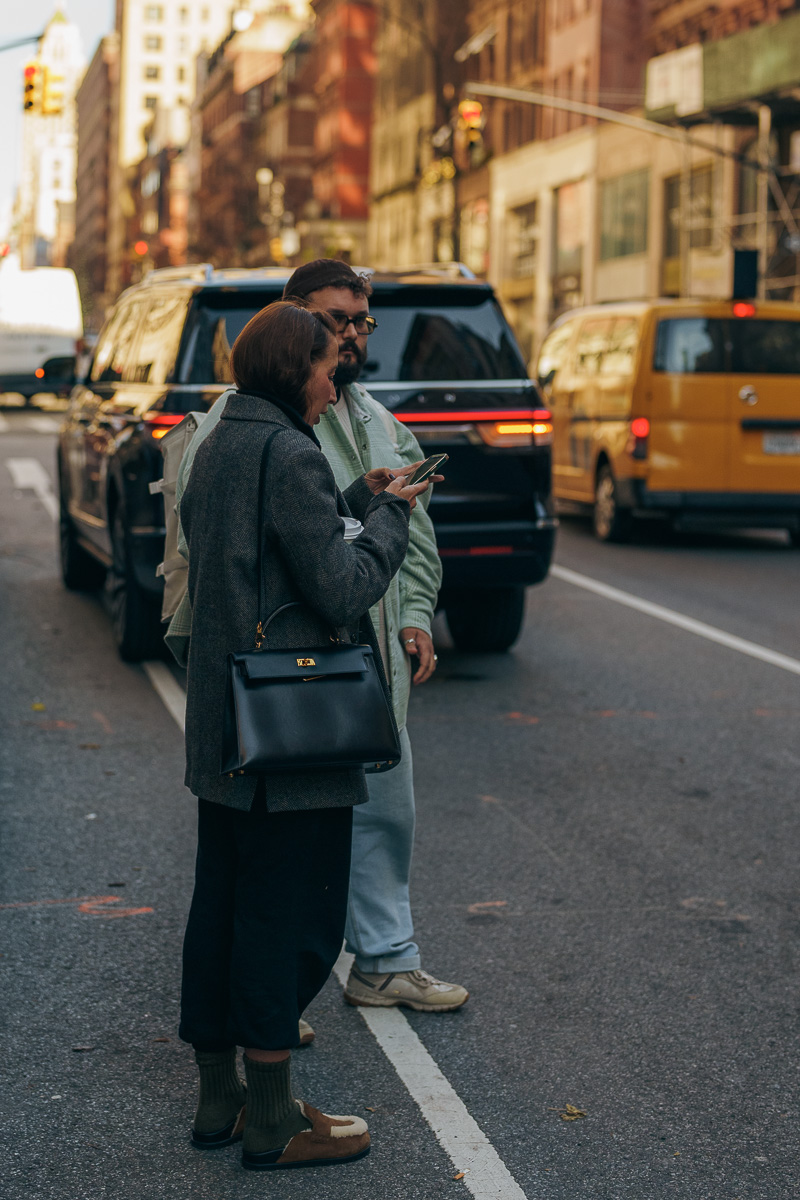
[229,300,337,414]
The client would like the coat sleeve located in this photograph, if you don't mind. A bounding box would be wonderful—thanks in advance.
[392,418,442,635]
[266,433,411,629]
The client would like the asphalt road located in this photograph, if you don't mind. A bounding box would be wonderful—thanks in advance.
[2,411,799,1200]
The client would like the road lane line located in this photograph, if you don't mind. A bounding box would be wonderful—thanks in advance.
[333,951,530,1200]
[142,661,187,731]
[145,664,532,1198]
[25,414,62,434]
[0,414,9,432]
[6,456,58,520]
[551,564,800,677]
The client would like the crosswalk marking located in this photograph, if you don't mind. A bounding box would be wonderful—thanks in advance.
[6,457,58,520]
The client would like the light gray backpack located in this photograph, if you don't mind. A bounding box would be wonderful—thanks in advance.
[148,411,207,622]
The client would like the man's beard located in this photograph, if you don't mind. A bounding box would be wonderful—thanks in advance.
[333,339,367,387]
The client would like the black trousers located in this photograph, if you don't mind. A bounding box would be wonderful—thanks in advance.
[179,790,353,1050]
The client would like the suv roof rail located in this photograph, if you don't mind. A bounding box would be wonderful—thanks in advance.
[401,262,477,279]
[143,263,215,284]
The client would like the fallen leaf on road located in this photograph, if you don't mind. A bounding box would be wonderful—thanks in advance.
[549,1104,587,1121]
[31,702,46,711]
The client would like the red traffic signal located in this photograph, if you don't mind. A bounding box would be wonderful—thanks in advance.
[133,241,149,257]
[458,99,483,129]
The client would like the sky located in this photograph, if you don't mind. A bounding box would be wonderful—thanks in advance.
[0,1,114,239]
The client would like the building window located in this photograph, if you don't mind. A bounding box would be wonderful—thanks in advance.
[177,65,186,82]
[178,35,188,53]
[179,6,189,21]
[144,4,163,19]
[508,201,538,279]
[664,165,714,255]
[202,6,210,18]
[144,64,160,80]
[144,95,158,109]
[145,35,162,50]
[599,169,650,261]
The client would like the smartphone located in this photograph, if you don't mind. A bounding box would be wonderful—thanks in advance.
[407,453,448,486]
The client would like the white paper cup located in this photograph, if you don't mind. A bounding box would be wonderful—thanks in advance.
[342,517,364,542]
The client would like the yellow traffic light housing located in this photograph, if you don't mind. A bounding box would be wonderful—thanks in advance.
[41,68,65,116]
[23,61,43,113]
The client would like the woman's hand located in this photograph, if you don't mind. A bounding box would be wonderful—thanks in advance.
[363,467,399,496]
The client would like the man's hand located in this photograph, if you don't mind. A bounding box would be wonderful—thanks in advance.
[401,627,437,685]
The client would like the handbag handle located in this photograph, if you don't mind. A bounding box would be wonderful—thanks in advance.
[251,430,340,650]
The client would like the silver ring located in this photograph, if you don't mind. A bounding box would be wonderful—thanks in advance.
[433,654,438,661]
[404,638,416,644]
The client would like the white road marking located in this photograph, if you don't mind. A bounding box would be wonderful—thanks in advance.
[144,661,531,1198]
[551,564,800,677]
[25,414,62,434]
[142,661,187,731]
[0,414,9,432]
[6,457,58,520]
[333,950,530,1200]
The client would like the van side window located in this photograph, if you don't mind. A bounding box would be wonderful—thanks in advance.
[537,322,573,387]
[574,318,613,376]
[90,301,145,384]
[129,293,188,385]
[731,320,800,374]
[602,318,638,377]
[654,318,725,373]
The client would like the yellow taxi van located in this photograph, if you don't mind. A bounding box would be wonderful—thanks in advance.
[536,299,800,542]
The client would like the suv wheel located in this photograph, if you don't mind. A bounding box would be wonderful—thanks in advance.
[445,587,526,652]
[59,482,106,591]
[593,465,632,543]
[106,508,162,662]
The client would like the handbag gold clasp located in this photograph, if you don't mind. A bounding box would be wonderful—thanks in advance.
[255,621,265,650]
[297,657,316,667]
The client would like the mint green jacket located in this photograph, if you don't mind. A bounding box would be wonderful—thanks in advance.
[166,383,441,730]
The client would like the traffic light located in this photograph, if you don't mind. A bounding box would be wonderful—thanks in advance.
[458,98,484,147]
[41,68,65,116]
[23,62,43,113]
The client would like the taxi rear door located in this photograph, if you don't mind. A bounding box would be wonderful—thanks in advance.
[728,313,800,493]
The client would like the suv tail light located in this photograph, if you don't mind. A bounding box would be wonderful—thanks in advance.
[479,416,553,447]
[143,413,185,440]
[396,407,552,448]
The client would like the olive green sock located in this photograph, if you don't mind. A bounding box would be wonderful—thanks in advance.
[193,1049,247,1134]
[242,1055,312,1153]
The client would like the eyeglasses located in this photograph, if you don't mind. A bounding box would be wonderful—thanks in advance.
[328,312,378,335]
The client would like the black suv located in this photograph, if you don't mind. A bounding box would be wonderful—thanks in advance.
[58,265,556,660]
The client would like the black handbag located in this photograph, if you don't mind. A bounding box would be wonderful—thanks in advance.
[220,433,402,778]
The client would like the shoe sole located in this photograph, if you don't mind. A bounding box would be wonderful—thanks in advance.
[242,1145,370,1171]
[191,1106,247,1149]
[344,991,469,1013]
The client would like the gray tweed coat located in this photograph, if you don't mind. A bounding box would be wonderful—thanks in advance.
[180,390,411,812]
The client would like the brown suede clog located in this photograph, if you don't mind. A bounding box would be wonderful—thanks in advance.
[241,1101,370,1171]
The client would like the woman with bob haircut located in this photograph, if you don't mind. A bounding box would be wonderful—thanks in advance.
[178,300,430,1171]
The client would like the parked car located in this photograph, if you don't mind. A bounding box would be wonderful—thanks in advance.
[537,298,800,542]
[0,257,82,403]
[58,264,557,661]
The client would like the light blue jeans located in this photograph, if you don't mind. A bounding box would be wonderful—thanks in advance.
[344,727,422,973]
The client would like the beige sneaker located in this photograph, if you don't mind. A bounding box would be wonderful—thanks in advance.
[344,967,469,1012]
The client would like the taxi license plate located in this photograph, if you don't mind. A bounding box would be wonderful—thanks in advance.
[763,432,800,455]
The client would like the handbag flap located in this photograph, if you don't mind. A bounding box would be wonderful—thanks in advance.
[231,643,374,682]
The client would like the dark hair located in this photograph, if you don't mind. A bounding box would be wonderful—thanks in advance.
[229,300,337,415]
[283,258,373,302]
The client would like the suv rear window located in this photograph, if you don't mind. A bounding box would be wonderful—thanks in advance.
[178,291,282,384]
[655,317,800,374]
[363,290,526,382]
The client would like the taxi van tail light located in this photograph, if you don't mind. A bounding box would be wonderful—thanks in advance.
[627,416,650,459]
[143,412,186,440]
[478,410,553,448]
